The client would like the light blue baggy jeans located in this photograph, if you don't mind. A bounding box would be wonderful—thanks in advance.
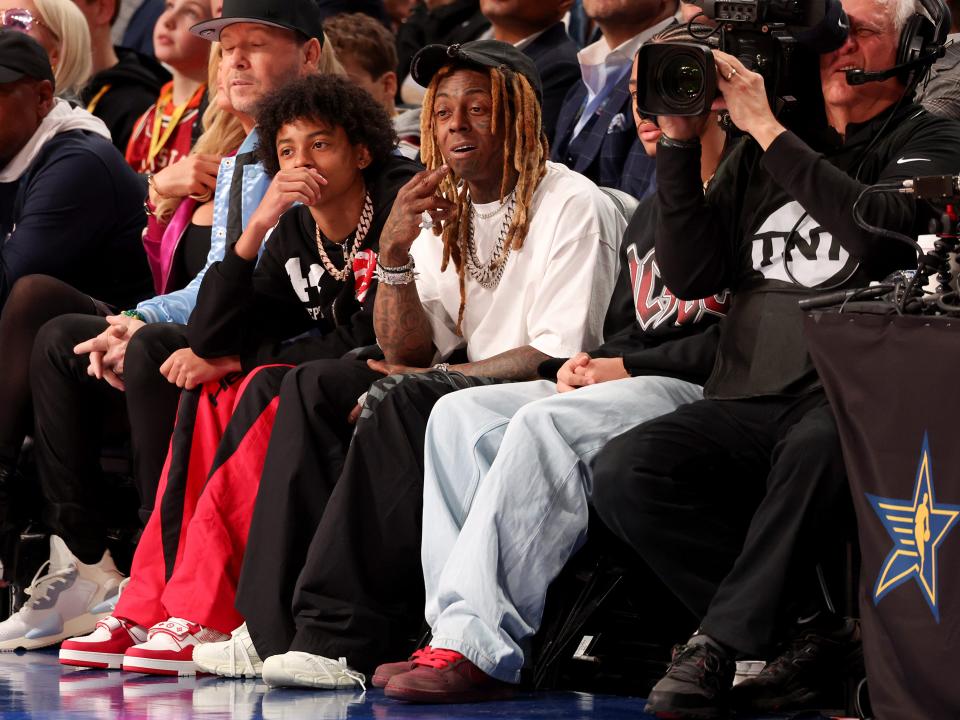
[421,375,704,682]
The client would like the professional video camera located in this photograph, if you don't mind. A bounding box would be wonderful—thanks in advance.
[635,0,848,117]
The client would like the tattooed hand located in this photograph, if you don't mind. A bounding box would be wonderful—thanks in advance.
[378,164,453,266]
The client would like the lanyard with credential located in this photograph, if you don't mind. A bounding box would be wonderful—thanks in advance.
[147,84,205,168]
[572,61,633,138]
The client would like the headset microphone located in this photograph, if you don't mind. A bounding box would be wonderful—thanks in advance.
[845,48,946,85]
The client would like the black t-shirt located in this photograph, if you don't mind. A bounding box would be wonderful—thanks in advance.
[655,104,960,399]
[0,129,153,311]
[188,154,421,370]
[170,222,212,292]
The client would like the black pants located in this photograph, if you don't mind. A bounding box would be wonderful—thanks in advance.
[0,275,115,465]
[237,359,383,660]
[237,362,497,673]
[30,315,187,563]
[591,391,852,657]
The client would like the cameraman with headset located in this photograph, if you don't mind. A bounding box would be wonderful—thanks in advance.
[589,0,960,716]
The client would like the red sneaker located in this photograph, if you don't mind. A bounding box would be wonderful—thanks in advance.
[122,618,228,676]
[59,616,148,670]
[384,647,516,703]
[372,646,432,688]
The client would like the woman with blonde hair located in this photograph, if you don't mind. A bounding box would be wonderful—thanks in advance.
[0,0,92,99]
[144,42,247,293]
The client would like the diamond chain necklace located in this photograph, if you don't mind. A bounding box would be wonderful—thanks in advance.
[466,192,517,290]
[315,192,374,282]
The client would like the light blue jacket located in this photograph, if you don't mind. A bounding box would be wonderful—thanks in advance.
[134,130,269,323]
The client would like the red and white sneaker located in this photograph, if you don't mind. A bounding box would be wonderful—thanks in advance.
[59,615,148,670]
[122,618,228,676]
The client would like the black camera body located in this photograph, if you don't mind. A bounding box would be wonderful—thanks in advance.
[636,0,841,117]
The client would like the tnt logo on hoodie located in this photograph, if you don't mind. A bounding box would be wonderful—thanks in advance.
[750,201,858,287]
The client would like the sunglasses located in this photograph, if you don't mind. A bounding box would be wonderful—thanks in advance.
[1,8,57,41]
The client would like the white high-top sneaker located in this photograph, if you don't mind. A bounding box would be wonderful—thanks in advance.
[0,535,124,651]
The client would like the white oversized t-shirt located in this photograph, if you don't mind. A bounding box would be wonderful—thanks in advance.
[410,161,624,363]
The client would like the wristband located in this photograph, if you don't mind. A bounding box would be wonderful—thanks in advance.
[376,253,415,274]
[374,267,417,285]
[658,134,700,150]
[121,309,146,322]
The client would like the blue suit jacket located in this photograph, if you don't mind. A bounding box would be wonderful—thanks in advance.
[521,22,581,144]
[551,71,657,201]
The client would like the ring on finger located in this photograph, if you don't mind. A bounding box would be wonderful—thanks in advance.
[726,67,738,81]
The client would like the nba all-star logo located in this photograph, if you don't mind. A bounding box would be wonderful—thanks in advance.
[867,434,960,622]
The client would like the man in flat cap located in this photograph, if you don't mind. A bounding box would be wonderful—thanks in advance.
[195,39,624,697]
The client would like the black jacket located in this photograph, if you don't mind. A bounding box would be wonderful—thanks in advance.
[655,103,960,399]
[522,22,580,144]
[0,130,153,310]
[188,155,420,370]
[81,48,170,153]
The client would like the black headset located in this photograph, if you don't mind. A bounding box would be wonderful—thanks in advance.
[846,0,950,87]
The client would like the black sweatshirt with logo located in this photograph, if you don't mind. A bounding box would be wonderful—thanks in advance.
[188,155,420,371]
[539,196,728,385]
[654,103,960,399]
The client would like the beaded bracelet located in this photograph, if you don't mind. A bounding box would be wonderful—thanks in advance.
[121,309,146,322]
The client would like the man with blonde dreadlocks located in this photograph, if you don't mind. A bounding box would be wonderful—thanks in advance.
[209,40,625,691]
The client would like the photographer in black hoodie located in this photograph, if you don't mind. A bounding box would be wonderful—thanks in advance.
[591,0,960,716]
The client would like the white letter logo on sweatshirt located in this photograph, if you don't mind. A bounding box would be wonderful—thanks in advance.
[750,201,855,287]
[285,258,325,304]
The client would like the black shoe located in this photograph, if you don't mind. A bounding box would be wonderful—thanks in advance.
[645,641,735,719]
[730,618,863,713]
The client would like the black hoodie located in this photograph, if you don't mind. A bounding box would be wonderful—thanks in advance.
[81,47,170,153]
[188,154,422,370]
[655,103,960,399]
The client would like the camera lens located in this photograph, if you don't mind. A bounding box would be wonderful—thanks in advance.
[637,42,716,117]
[658,55,705,108]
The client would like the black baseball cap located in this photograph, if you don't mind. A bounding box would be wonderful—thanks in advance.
[0,30,55,86]
[410,40,543,101]
[191,0,325,43]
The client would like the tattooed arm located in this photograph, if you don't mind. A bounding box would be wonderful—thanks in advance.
[374,165,453,367]
[449,345,549,381]
[374,281,436,368]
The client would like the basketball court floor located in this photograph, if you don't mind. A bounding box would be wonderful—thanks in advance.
[0,648,853,720]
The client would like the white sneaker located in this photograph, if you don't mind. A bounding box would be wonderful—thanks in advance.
[0,535,123,651]
[123,618,229,676]
[261,652,366,690]
[193,623,263,678]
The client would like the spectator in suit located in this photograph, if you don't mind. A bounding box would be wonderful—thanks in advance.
[479,0,580,144]
[552,0,679,199]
